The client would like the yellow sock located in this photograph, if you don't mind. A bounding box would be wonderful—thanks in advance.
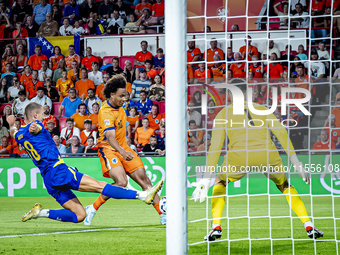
[283,186,310,224]
[212,185,226,225]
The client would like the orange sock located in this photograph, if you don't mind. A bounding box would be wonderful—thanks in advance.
[153,202,162,215]
[93,195,106,210]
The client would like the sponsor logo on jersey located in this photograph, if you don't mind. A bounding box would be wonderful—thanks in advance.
[104,119,110,126]
[112,158,118,164]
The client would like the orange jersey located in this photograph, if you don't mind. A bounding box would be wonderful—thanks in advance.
[97,101,129,149]
[2,56,15,73]
[249,64,263,79]
[294,75,310,91]
[27,54,48,70]
[135,2,152,18]
[26,81,44,99]
[230,63,246,78]
[134,51,153,68]
[203,48,225,67]
[67,69,82,83]
[187,48,202,66]
[0,144,12,154]
[323,127,340,144]
[239,45,259,60]
[147,114,162,130]
[56,79,74,97]
[65,54,81,69]
[96,83,105,101]
[146,69,157,82]
[264,64,283,79]
[187,65,194,81]
[127,116,139,128]
[75,79,95,98]
[152,2,164,17]
[194,68,211,83]
[50,55,64,71]
[211,63,226,82]
[20,73,32,88]
[135,127,155,146]
[81,55,99,71]
[72,112,89,131]
[90,113,99,130]
[332,108,340,127]
[312,140,336,154]
[80,130,95,146]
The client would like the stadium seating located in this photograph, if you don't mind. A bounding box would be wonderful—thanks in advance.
[103,56,118,65]
[119,56,135,69]
[52,102,64,117]
[58,118,67,132]
[159,101,165,114]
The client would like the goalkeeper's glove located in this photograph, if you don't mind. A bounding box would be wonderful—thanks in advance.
[290,154,310,185]
[191,178,211,203]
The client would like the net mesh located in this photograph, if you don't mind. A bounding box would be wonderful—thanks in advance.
[186,0,340,254]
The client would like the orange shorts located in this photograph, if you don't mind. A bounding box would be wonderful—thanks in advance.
[98,146,144,178]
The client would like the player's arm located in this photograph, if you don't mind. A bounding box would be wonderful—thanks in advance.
[106,129,134,161]
[265,109,310,184]
[7,115,18,138]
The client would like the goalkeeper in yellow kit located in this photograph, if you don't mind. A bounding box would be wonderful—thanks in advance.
[192,79,323,241]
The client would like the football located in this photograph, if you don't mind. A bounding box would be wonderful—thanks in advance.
[159,196,167,214]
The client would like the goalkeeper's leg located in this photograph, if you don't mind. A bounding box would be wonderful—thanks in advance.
[205,177,226,241]
[275,178,323,239]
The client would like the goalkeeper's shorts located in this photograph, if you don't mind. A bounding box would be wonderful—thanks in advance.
[218,150,287,185]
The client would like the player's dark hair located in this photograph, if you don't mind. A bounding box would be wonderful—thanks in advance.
[103,74,127,99]
[66,117,74,123]
[78,103,87,109]
[24,102,42,121]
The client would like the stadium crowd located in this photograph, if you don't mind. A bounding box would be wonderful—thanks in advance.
[0,0,340,157]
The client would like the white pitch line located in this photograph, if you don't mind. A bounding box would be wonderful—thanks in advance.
[0,228,122,239]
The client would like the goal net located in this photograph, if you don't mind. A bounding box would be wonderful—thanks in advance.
[183,0,340,254]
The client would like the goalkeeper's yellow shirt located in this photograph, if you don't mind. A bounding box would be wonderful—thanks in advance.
[207,102,296,169]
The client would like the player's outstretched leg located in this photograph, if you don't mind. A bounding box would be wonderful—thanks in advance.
[277,180,323,239]
[205,177,226,241]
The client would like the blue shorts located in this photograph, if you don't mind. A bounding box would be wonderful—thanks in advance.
[43,164,84,206]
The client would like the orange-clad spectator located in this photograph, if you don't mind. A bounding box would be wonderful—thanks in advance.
[187,41,201,68]
[27,44,48,70]
[65,45,81,69]
[249,55,263,80]
[80,119,97,146]
[42,105,57,129]
[152,0,164,17]
[147,104,162,130]
[71,103,89,131]
[310,0,325,12]
[10,118,27,156]
[239,35,259,61]
[134,118,155,147]
[294,64,309,91]
[187,120,203,148]
[313,129,336,154]
[67,60,82,83]
[331,93,340,127]
[187,65,194,84]
[26,69,44,99]
[0,136,12,156]
[134,40,153,69]
[20,65,32,88]
[12,22,28,44]
[194,62,212,84]
[127,107,139,133]
[196,134,211,155]
[248,70,259,91]
[96,72,108,102]
[203,38,225,68]
[135,0,152,19]
[1,46,15,73]
[81,47,99,71]
[49,46,64,71]
[75,68,95,100]
[89,102,100,130]
[56,70,74,102]
[0,13,10,42]
[144,59,157,82]
[15,45,28,73]
[252,88,263,105]
[210,55,226,82]
[323,115,340,144]
[230,52,246,78]
[264,53,283,81]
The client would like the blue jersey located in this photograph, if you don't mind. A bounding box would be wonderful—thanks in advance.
[14,120,64,176]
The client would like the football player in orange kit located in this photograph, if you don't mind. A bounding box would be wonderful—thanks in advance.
[84,75,166,225]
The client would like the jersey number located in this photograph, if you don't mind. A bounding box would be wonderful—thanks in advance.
[24,141,41,161]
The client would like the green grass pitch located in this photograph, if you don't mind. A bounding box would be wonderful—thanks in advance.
[0,195,339,254]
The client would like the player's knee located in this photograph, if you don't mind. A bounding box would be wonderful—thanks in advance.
[115,178,128,187]
[276,180,290,193]
[76,208,87,222]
